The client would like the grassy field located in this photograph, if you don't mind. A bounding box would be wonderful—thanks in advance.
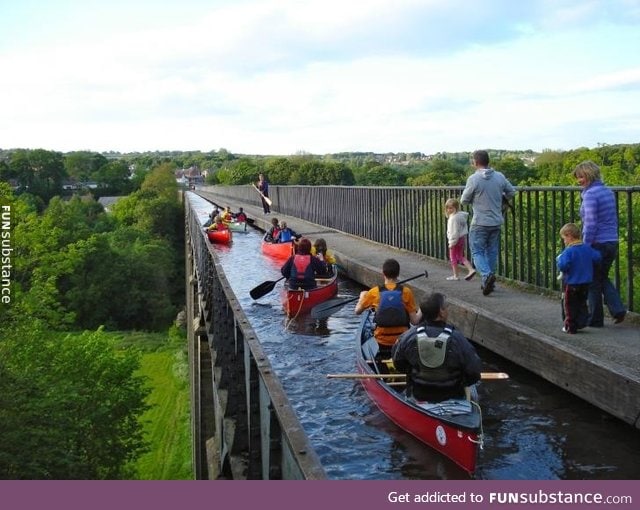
[115,328,193,479]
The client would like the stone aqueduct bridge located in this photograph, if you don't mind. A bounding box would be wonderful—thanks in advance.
[185,185,640,480]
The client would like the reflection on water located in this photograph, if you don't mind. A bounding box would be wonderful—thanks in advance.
[188,193,640,480]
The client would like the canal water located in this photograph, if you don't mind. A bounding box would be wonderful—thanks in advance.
[189,193,640,480]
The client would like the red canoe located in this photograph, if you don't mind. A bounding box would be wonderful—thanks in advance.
[261,237,295,259]
[206,228,232,244]
[355,309,483,476]
[280,270,338,317]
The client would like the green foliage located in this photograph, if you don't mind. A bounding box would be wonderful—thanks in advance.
[407,159,467,186]
[140,162,178,199]
[4,159,184,333]
[214,157,259,185]
[0,325,150,479]
[98,160,134,195]
[493,156,534,185]
[265,157,295,184]
[64,151,108,182]
[9,149,66,201]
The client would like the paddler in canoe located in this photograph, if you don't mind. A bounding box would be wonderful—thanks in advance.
[281,238,328,290]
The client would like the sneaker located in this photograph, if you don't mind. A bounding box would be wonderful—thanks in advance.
[446,275,459,281]
[614,312,626,324]
[562,326,576,334]
[482,273,496,295]
[464,270,477,281]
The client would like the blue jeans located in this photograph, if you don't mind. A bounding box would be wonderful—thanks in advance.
[469,225,501,285]
[589,242,626,326]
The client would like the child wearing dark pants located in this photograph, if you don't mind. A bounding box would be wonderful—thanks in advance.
[561,284,590,334]
[556,223,602,334]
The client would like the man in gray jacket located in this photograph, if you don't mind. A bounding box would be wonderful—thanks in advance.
[461,150,516,296]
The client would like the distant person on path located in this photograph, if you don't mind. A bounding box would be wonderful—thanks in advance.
[281,238,327,290]
[444,198,476,281]
[573,160,627,326]
[461,150,516,296]
[556,223,602,334]
[257,173,271,214]
[392,292,482,402]
[355,258,421,359]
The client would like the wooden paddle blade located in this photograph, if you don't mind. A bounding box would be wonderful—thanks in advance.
[326,372,509,380]
[310,296,359,319]
[250,277,285,299]
[481,372,509,380]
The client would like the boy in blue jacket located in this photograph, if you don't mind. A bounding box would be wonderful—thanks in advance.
[556,223,602,334]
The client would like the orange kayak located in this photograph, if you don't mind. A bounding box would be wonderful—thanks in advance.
[207,228,232,244]
[261,238,295,259]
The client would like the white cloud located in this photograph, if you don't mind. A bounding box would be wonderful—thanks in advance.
[1,0,640,154]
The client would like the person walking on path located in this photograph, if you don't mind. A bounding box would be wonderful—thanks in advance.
[461,150,515,296]
[257,173,271,214]
[444,198,476,281]
[573,160,627,326]
[556,223,602,334]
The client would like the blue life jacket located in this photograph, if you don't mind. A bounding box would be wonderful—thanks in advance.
[279,229,293,242]
[375,285,408,327]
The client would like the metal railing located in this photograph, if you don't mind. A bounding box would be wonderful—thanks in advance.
[205,184,640,313]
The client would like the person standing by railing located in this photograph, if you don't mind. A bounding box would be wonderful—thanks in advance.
[461,150,516,296]
[573,161,627,326]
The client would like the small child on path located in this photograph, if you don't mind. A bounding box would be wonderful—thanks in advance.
[444,198,476,281]
[556,223,602,334]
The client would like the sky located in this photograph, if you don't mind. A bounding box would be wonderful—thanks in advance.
[1,0,640,155]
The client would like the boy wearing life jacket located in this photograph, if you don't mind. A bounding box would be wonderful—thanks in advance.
[264,217,281,242]
[354,258,421,358]
[275,221,298,243]
[207,215,228,231]
[221,206,234,223]
[280,238,327,290]
[235,207,247,222]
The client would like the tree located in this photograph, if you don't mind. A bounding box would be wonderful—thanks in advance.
[493,156,533,185]
[413,159,467,186]
[265,157,296,185]
[354,161,405,186]
[64,151,108,182]
[0,325,150,479]
[95,160,132,195]
[140,162,177,199]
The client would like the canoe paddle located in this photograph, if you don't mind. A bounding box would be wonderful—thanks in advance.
[310,270,428,320]
[250,276,286,300]
[326,372,510,380]
[252,184,273,206]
